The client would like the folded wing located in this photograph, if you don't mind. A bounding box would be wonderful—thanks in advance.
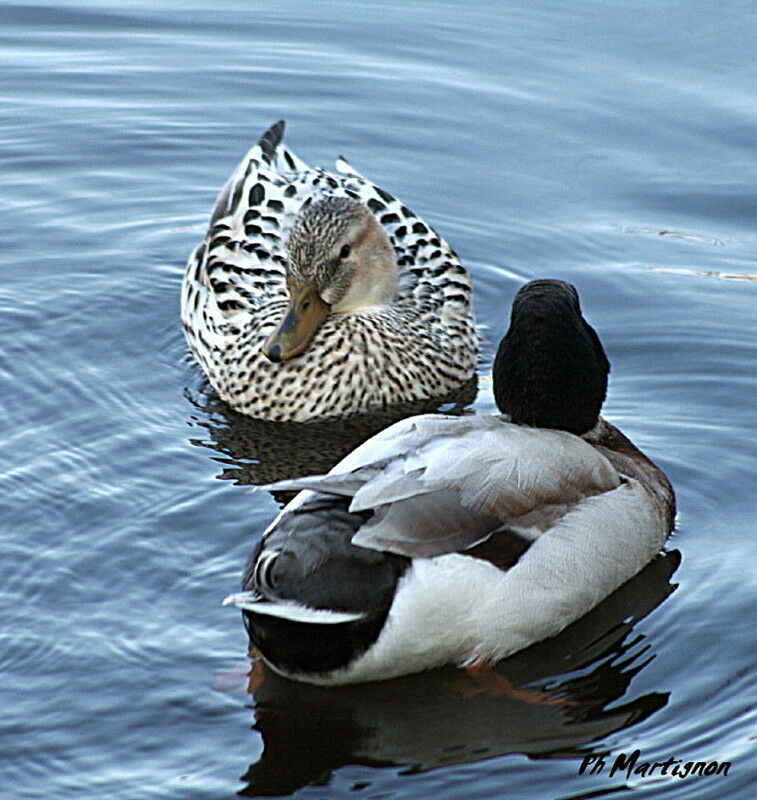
[263,415,621,558]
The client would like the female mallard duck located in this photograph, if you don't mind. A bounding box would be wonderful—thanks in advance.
[224,280,676,684]
[181,121,478,422]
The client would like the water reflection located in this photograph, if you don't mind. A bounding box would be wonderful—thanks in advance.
[185,377,477,486]
[236,551,680,797]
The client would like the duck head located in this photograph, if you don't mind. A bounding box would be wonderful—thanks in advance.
[493,279,610,435]
[262,196,397,362]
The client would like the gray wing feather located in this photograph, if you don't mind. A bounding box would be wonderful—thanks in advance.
[352,489,502,557]
[258,458,396,497]
[258,474,364,497]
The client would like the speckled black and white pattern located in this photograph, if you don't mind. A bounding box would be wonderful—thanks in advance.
[181,121,478,422]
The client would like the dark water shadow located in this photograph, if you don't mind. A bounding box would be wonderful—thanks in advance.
[184,376,478,486]
[235,550,680,797]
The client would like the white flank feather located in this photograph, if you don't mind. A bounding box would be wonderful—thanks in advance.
[318,478,664,684]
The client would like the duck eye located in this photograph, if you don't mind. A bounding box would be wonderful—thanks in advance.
[339,244,351,259]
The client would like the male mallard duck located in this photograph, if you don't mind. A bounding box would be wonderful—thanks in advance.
[224,280,676,684]
[181,121,478,422]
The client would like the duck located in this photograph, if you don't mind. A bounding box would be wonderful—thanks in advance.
[181,121,478,422]
[223,279,676,685]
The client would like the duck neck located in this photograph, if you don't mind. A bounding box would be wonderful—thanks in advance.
[492,287,609,435]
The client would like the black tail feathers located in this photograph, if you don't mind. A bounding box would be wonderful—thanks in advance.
[257,120,285,163]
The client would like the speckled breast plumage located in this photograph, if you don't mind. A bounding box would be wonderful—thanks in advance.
[181,122,478,422]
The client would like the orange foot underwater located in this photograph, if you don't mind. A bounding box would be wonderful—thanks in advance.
[453,661,577,705]
[213,649,267,696]
[246,650,267,695]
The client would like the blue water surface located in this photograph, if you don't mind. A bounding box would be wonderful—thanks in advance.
[1,1,755,798]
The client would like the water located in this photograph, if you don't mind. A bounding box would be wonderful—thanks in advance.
[1,1,755,798]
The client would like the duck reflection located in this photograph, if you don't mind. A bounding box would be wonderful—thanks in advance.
[236,550,680,797]
[184,377,477,486]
